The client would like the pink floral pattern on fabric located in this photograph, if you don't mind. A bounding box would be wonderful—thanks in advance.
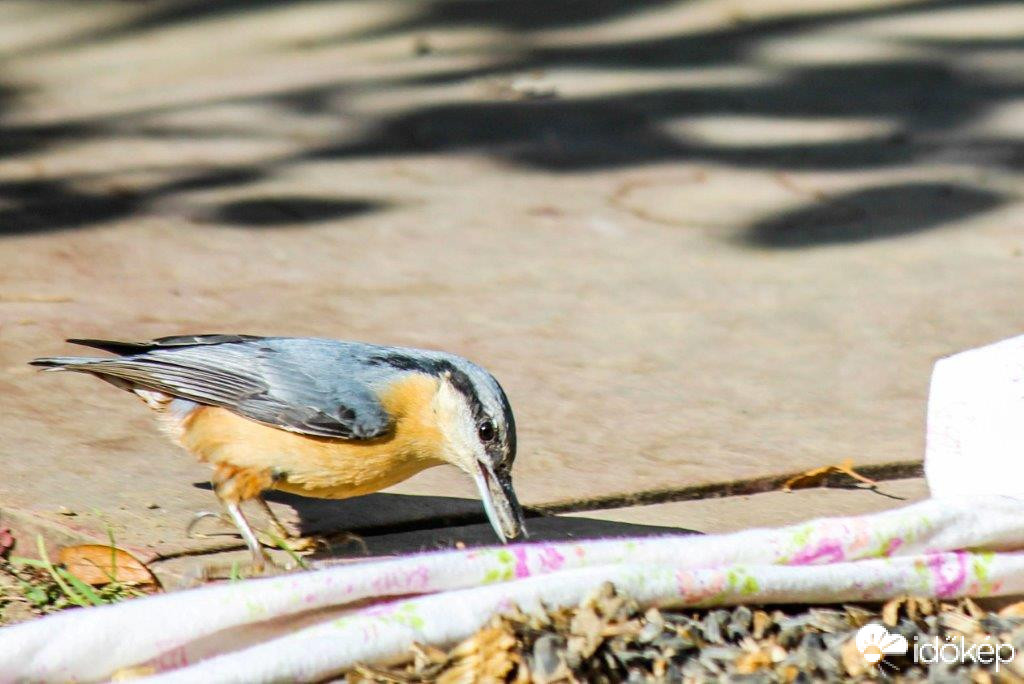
[926,551,969,598]
[790,539,846,565]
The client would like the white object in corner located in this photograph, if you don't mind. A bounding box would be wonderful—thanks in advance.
[925,333,1024,498]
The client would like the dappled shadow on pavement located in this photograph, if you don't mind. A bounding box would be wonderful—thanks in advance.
[742,182,1005,248]
[0,0,1019,242]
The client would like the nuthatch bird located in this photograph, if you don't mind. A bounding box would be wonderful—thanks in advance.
[32,335,526,569]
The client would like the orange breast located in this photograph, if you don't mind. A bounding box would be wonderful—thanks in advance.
[175,373,447,499]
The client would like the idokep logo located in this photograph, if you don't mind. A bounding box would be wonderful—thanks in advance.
[856,624,908,666]
[855,622,1017,673]
[914,634,1015,673]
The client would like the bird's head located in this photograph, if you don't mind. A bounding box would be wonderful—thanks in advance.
[430,358,526,543]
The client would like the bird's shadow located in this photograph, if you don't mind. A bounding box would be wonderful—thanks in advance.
[315,513,698,560]
[193,482,698,558]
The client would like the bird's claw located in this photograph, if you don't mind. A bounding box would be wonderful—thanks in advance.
[185,510,234,539]
[262,534,321,553]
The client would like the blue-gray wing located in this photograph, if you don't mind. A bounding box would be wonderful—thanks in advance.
[45,336,392,439]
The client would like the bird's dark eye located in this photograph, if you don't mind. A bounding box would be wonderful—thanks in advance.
[477,420,496,442]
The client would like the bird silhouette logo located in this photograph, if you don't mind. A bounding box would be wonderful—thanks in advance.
[856,624,909,665]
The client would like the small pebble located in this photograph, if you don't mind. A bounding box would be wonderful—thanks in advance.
[637,618,663,644]
[727,605,752,640]
[530,634,562,678]
[702,609,729,644]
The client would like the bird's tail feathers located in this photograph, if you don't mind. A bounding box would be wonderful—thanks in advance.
[29,356,104,371]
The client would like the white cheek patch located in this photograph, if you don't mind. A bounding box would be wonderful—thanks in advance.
[433,377,483,470]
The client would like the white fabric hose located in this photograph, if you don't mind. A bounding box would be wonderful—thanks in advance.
[2,496,1024,682]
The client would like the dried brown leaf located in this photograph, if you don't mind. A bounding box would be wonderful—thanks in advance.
[59,545,157,587]
[781,459,878,492]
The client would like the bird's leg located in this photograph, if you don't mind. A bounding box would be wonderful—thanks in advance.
[255,497,291,540]
[212,465,276,573]
[254,497,319,552]
[225,502,266,572]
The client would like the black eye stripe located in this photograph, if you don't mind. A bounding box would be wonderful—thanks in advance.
[444,367,487,422]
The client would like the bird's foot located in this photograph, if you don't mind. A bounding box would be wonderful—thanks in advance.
[185,508,318,560]
[321,531,369,556]
[252,497,322,556]
[256,530,322,554]
[185,510,235,539]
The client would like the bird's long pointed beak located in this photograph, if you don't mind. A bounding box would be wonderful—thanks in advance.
[473,462,527,543]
